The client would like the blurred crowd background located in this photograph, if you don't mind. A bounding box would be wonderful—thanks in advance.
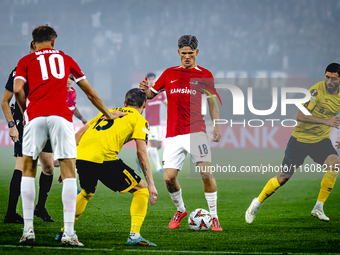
[0,0,339,121]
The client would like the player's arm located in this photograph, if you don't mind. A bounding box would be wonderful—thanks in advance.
[77,78,125,120]
[296,107,340,128]
[1,89,19,142]
[73,106,87,124]
[208,97,221,142]
[13,79,26,114]
[75,124,89,146]
[135,139,158,205]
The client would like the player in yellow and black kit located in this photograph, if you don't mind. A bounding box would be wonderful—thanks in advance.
[246,63,340,223]
[55,88,158,246]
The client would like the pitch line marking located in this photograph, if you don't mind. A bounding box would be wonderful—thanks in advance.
[0,244,113,252]
[0,245,325,255]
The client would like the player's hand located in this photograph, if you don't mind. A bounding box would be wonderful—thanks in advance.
[58,175,62,183]
[106,110,127,120]
[139,76,149,91]
[212,127,221,142]
[324,116,340,129]
[148,184,158,206]
[81,117,87,125]
[335,141,340,149]
[9,125,19,143]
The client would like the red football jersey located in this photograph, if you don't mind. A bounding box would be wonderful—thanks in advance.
[67,87,77,115]
[145,92,166,126]
[15,48,85,122]
[151,65,217,138]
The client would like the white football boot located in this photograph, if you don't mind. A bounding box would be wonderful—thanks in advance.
[61,231,84,246]
[311,207,329,222]
[19,227,35,244]
[245,198,262,224]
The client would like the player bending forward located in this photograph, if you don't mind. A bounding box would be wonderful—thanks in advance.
[246,63,340,223]
[56,88,158,246]
[140,35,222,231]
[14,25,121,246]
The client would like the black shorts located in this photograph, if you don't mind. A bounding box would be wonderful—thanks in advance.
[281,136,338,175]
[14,121,52,157]
[76,159,142,194]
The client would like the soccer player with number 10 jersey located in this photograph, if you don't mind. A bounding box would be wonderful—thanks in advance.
[13,25,124,246]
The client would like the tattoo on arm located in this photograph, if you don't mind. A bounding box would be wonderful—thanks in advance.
[141,162,148,180]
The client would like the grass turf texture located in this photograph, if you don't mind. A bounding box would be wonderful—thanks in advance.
[0,146,339,254]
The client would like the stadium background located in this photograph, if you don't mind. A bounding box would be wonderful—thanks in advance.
[0,0,340,254]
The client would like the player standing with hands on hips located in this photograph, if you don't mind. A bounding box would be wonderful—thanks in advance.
[14,25,124,246]
[140,35,223,231]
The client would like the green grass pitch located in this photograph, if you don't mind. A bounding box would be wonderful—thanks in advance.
[0,146,339,254]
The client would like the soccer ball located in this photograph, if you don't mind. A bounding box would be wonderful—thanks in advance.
[188,208,212,231]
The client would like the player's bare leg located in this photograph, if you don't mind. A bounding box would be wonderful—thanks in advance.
[312,154,339,222]
[164,168,187,229]
[197,161,222,231]
[20,155,38,244]
[35,152,54,222]
[5,156,24,224]
[58,158,82,246]
[127,180,156,246]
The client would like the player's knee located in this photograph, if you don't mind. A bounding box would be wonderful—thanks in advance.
[42,164,54,175]
[80,189,95,200]
[164,175,176,186]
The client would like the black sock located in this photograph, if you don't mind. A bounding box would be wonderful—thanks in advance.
[36,172,53,209]
[6,170,22,216]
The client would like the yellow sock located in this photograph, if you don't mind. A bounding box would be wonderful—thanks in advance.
[130,188,149,234]
[75,189,94,222]
[317,170,338,203]
[258,177,281,203]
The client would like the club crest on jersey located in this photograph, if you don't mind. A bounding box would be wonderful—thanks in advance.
[311,89,318,96]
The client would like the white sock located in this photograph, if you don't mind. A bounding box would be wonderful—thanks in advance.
[147,147,162,170]
[21,177,35,232]
[129,232,141,239]
[169,189,185,213]
[315,200,324,210]
[205,191,217,219]
[254,197,262,207]
[62,178,77,236]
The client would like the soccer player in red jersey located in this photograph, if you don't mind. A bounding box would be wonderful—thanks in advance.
[1,41,55,224]
[144,73,167,173]
[67,74,87,125]
[13,25,123,246]
[140,35,222,231]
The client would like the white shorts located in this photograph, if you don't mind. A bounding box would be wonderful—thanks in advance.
[162,132,211,170]
[149,125,163,141]
[23,116,77,160]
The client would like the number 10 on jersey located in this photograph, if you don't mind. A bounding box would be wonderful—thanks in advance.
[37,54,65,80]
